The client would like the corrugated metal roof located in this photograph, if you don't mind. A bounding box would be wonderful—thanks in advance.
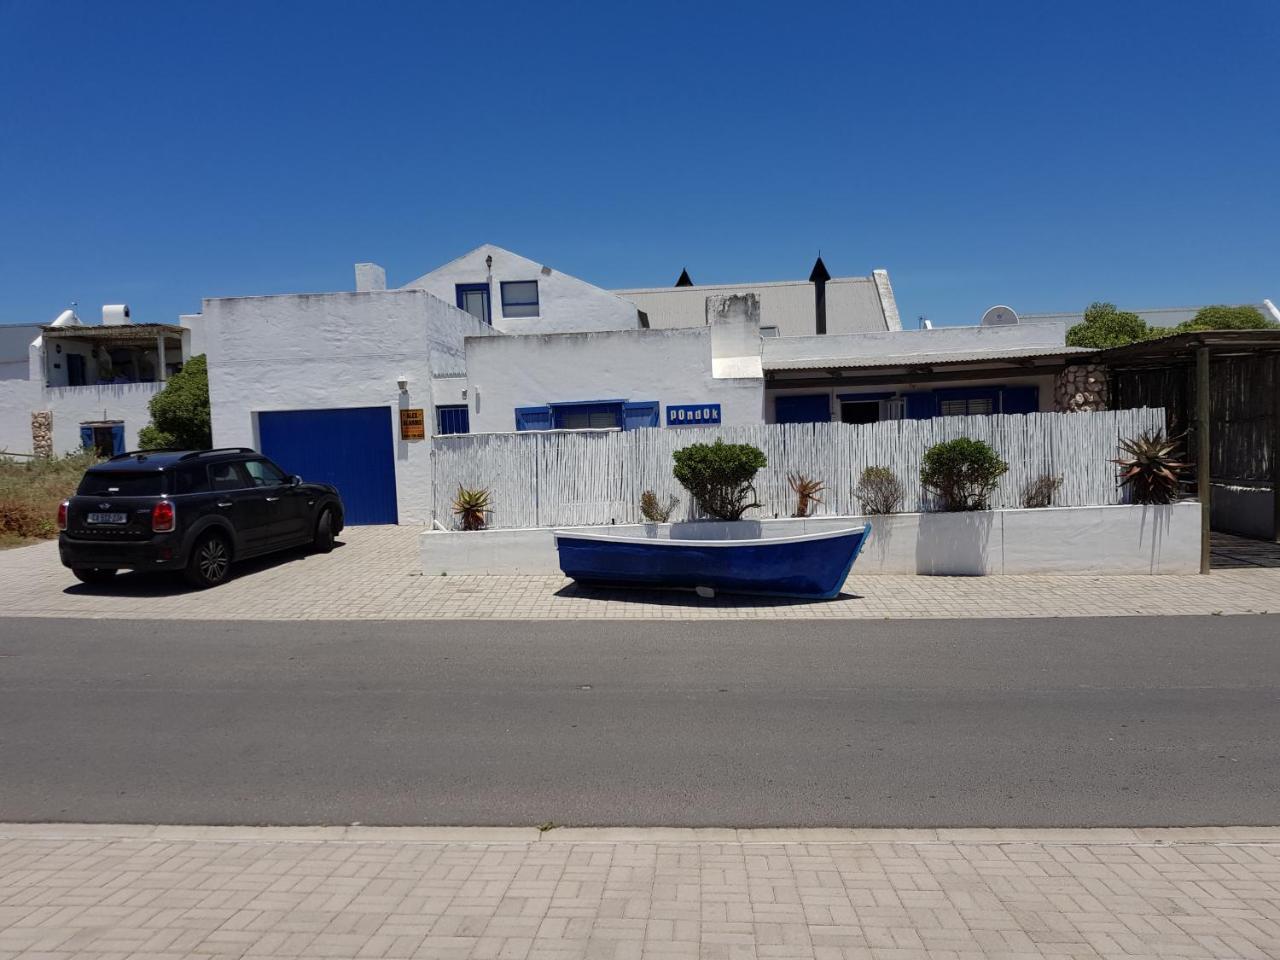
[764,345,1095,371]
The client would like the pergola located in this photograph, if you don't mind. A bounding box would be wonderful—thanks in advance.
[41,323,186,383]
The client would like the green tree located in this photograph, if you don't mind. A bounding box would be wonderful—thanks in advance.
[1173,304,1276,333]
[1065,301,1151,348]
[919,437,1008,512]
[672,440,767,520]
[137,354,212,449]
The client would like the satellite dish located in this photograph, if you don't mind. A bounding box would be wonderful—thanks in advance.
[980,305,1019,326]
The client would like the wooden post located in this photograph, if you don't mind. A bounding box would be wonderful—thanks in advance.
[1197,346,1211,574]
[1273,354,1280,542]
[156,334,167,382]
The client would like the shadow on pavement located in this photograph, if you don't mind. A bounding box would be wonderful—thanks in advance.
[553,582,861,607]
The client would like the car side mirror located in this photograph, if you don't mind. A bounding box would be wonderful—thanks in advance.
[289,475,302,486]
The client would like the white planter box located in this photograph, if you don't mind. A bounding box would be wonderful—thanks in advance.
[421,502,1201,577]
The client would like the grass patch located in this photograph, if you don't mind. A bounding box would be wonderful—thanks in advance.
[0,451,99,548]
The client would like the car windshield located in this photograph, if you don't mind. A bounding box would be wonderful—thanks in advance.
[77,471,166,497]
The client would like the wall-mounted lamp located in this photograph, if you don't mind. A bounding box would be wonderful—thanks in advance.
[485,254,493,272]
[396,375,409,394]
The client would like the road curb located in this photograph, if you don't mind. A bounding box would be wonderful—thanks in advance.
[3,824,1280,845]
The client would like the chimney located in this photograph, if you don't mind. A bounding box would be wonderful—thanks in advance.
[808,255,830,335]
[355,262,387,292]
[674,268,694,287]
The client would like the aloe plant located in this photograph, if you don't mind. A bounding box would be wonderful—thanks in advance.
[452,485,491,530]
[1112,431,1189,505]
[787,473,825,518]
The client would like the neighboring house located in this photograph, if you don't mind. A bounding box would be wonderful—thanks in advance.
[397,243,645,334]
[613,257,901,338]
[1022,301,1280,330]
[0,307,190,457]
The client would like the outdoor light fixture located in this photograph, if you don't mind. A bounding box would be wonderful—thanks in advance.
[396,375,409,393]
[485,254,493,272]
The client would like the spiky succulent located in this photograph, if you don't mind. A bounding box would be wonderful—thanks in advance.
[452,485,491,530]
[787,473,826,518]
[1112,431,1189,505]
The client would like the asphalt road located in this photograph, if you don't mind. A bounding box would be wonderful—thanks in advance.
[1,616,1278,827]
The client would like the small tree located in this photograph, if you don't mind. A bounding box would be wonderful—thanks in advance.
[854,466,903,515]
[1066,301,1151,348]
[1174,304,1276,333]
[672,440,767,520]
[138,354,211,449]
[920,438,1008,512]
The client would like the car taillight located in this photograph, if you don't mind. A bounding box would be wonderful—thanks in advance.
[57,500,68,531]
[152,500,176,533]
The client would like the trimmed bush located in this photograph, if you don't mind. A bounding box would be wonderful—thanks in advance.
[920,438,1008,512]
[672,440,767,520]
[854,466,903,515]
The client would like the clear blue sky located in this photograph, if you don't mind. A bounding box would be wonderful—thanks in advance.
[2,0,1277,329]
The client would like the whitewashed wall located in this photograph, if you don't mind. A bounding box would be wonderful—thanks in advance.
[403,244,641,335]
[204,289,493,524]
[431,408,1165,528]
[462,326,765,433]
[0,380,159,456]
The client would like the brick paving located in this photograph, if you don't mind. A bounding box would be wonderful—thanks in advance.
[2,527,1279,621]
[1,826,1278,960]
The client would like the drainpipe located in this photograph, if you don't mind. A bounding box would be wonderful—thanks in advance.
[809,255,830,335]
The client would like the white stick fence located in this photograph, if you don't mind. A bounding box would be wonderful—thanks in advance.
[431,408,1166,529]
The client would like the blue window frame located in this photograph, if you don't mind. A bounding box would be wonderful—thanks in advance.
[775,393,831,424]
[515,406,553,431]
[455,283,491,325]
[516,400,657,431]
[500,280,539,319]
[436,405,470,435]
[552,401,624,430]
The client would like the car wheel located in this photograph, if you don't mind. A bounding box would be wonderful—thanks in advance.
[312,508,335,554]
[73,568,117,585]
[185,533,232,589]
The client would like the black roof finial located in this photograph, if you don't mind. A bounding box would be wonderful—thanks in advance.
[675,268,694,287]
[809,254,831,284]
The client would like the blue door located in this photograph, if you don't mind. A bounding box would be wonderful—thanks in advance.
[775,393,831,424]
[257,407,398,525]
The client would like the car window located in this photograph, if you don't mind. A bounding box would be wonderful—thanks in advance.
[243,459,287,487]
[77,472,165,497]
[209,462,250,491]
[173,465,211,495]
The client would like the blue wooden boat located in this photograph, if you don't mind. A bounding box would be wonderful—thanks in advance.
[553,524,870,600]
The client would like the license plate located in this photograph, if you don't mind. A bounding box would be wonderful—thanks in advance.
[87,512,128,525]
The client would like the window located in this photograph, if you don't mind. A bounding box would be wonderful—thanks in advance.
[173,465,211,495]
[76,471,164,497]
[436,405,470,435]
[455,283,491,324]
[840,400,880,425]
[501,280,539,318]
[210,462,250,491]
[760,326,780,338]
[243,459,288,487]
[939,397,994,416]
[553,402,622,430]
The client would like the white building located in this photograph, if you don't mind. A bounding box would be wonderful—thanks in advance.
[0,306,191,457]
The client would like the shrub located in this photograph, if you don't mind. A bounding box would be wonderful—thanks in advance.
[639,490,679,523]
[1112,431,1189,505]
[1066,302,1152,348]
[452,485,491,530]
[1173,304,1276,333]
[787,473,825,518]
[1021,474,1062,509]
[854,466,903,515]
[920,438,1008,511]
[138,354,211,450]
[0,450,99,545]
[672,440,767,520]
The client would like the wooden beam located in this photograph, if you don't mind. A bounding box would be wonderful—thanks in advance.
[1197,346,1211,574]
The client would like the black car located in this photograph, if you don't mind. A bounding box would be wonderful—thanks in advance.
[58,448,345,589]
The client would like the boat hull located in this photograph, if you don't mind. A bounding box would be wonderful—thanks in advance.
[553,525,869,600]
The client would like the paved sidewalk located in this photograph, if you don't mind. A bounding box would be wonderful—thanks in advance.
[3,528,1278,621]
[2,826,1279,960]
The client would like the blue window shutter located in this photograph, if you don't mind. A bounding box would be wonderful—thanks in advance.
[514,406,552,431]
[622,401,659,430]
[111,424,125,455]
[1001,386,1039,415]
[903,392,934,420]
[775,394,831,424]
[79,425,94,450]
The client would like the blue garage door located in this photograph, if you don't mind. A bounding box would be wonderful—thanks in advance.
[257,407,398,525]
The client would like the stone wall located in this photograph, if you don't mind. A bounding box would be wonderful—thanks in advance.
[1055,364,1108,412]
[31,411,52,458]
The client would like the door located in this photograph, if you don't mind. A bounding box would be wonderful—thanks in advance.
[455,283,491,325]
[208,461,274,552]
[257,407,398,525]
[243,457,308,541]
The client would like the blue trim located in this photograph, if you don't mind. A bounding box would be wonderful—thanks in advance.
[500,280,540,315]
[1001,385,1039,414]
[622,401,660,430]
[837,392,894,402]
[552,402,623,430]
[79,425,94,450]
[455,283,491,325]
[515,406,553,431]
[110,423,125,455]
[774,393,831,424]
[548,398,628,407]
[436,405,470,435]
[902,392,934,420]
